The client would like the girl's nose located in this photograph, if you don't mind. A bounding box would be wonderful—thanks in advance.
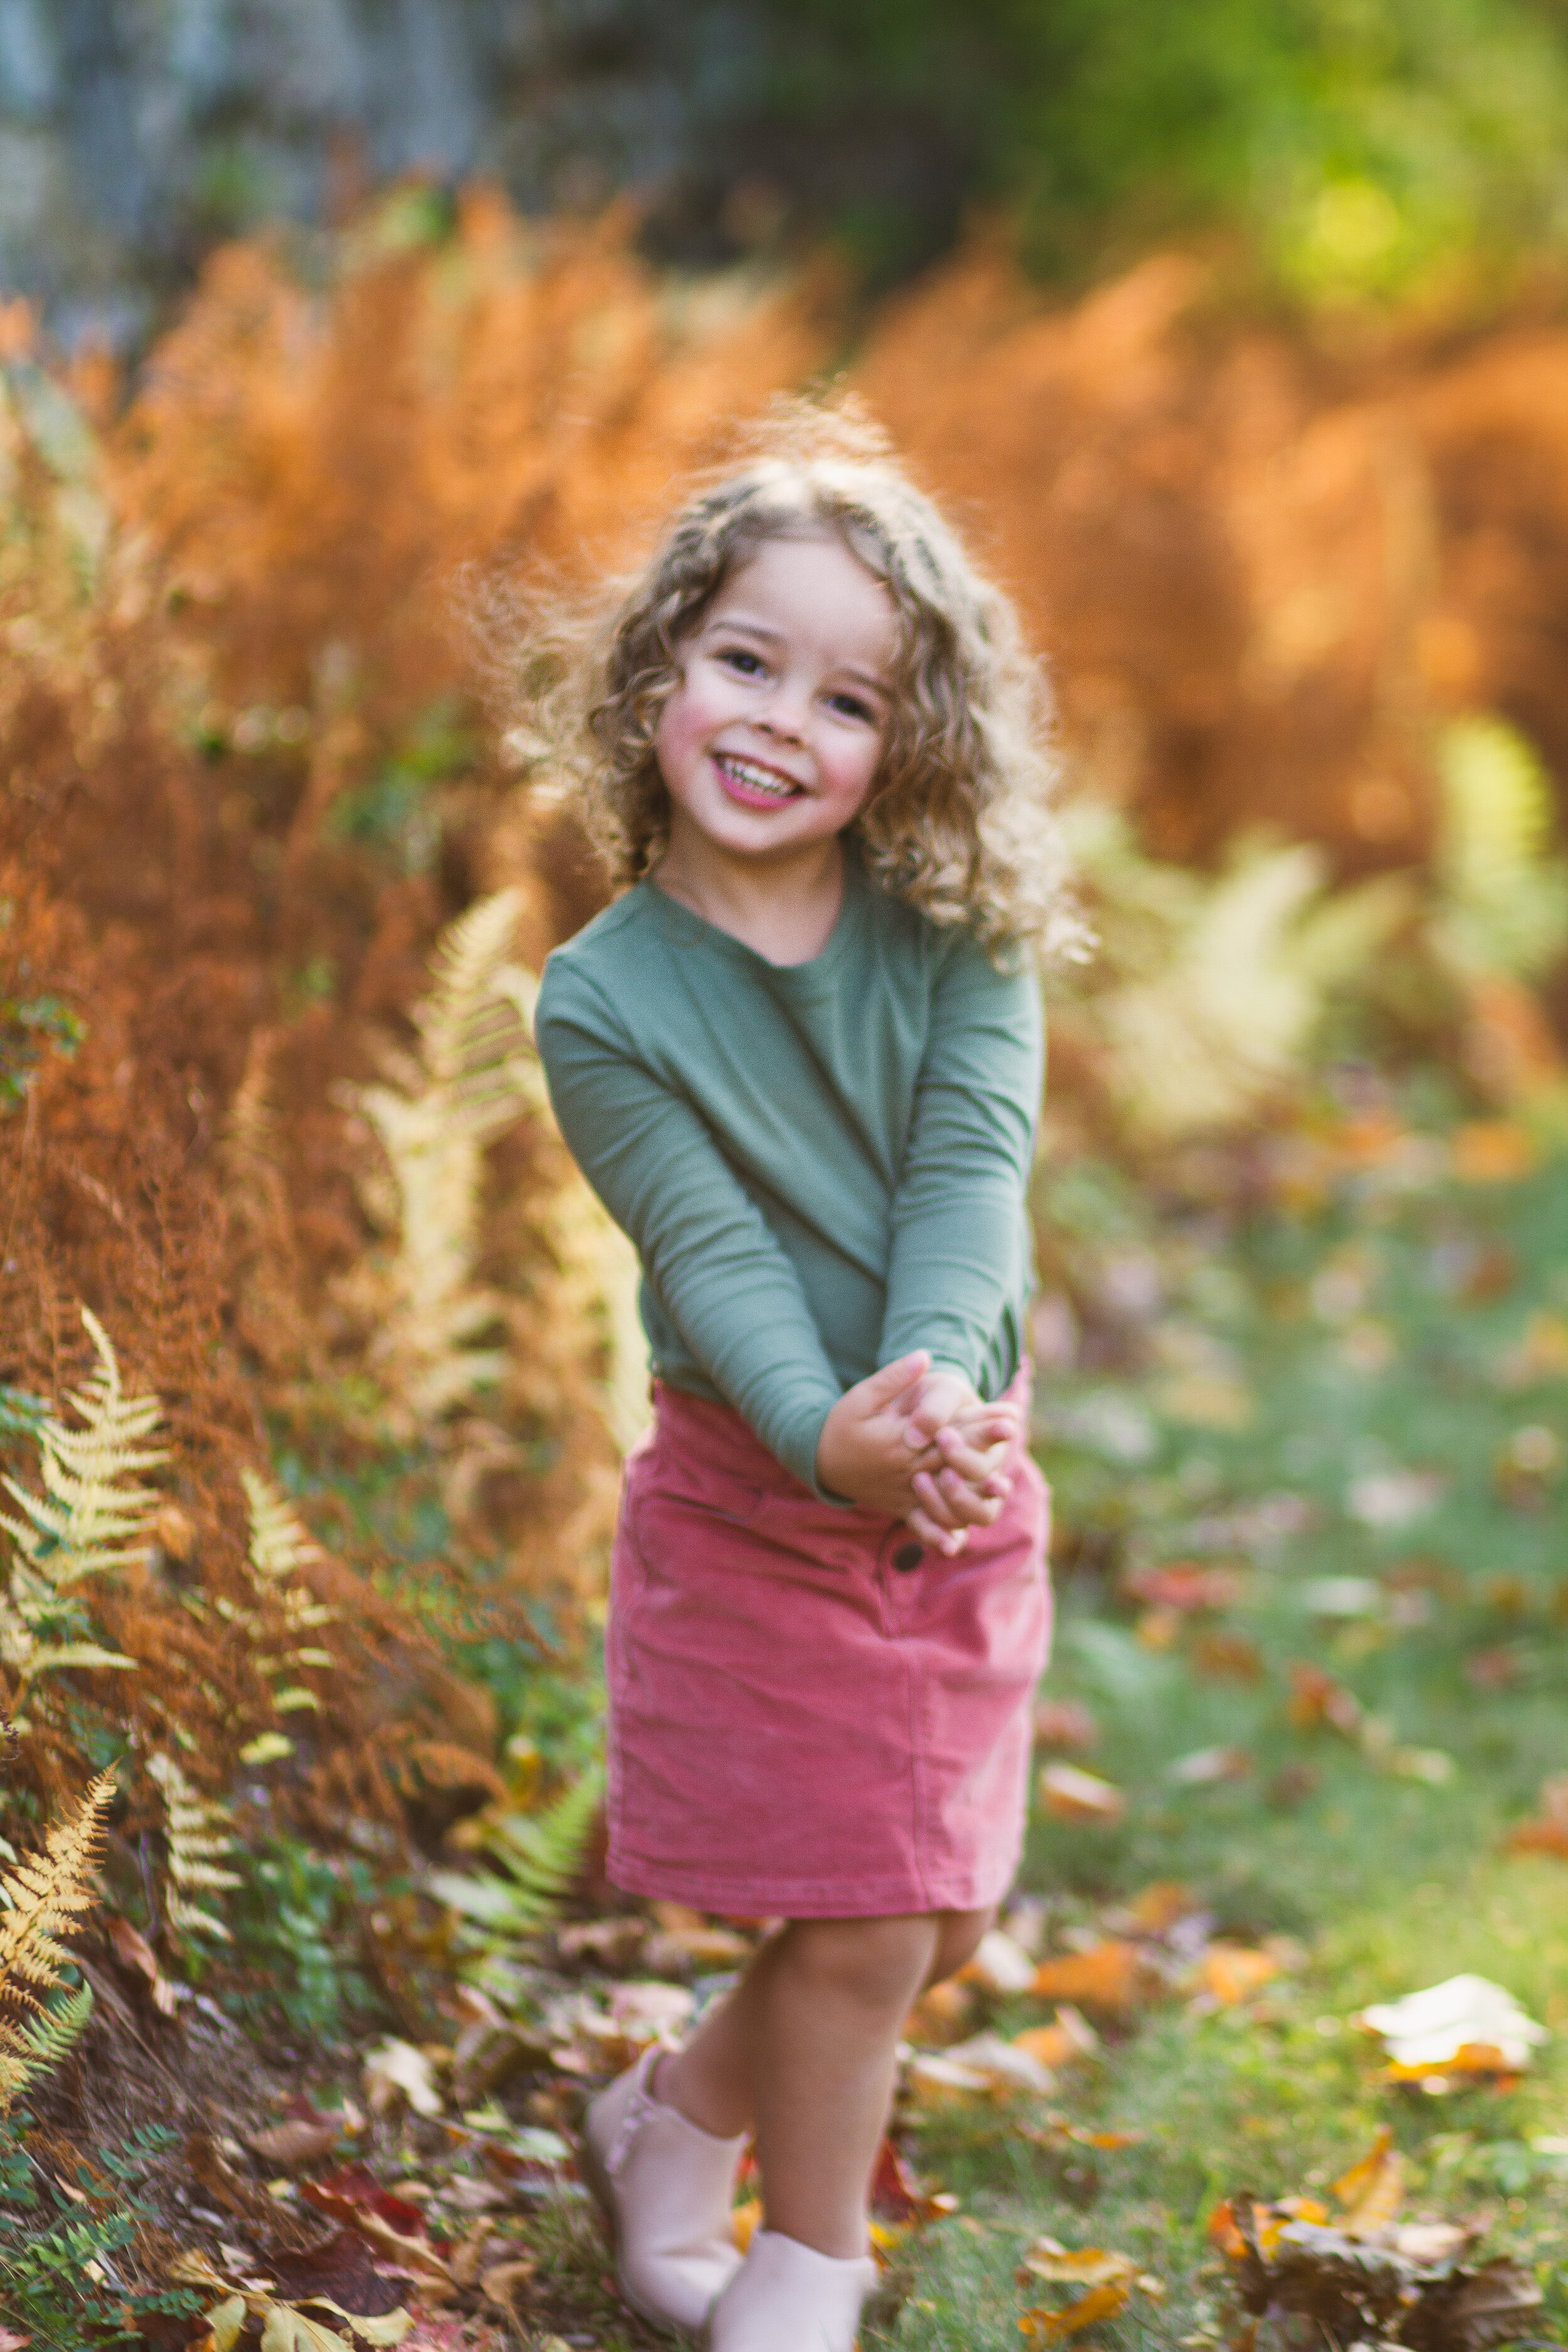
[757,684,808,741]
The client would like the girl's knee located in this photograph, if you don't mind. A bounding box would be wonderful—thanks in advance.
[781,1915,936,2012]
[923,1904,996,1989]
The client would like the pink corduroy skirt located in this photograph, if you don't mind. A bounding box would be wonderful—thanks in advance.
[605,1377,1051,1919]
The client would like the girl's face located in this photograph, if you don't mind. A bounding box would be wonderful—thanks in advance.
[654,532,898,864]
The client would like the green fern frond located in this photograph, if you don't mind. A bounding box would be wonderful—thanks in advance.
[430,1759,603,1937]
[149,1752,240,1945]
[0,1307,164,1603]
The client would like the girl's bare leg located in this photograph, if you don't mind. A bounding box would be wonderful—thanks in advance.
[659,1905,993,2257]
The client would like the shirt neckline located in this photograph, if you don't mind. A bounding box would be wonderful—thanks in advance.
[641,844,869,983]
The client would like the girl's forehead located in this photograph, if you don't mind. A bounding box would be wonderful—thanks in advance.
[709,532,896,645]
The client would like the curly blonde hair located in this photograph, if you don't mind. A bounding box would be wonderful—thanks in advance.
[515,402,1080,960]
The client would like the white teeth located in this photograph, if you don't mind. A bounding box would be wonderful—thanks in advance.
[718,754,797,798]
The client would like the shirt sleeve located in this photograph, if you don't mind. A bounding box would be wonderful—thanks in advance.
[536,967,846,1495]
[877,936,1043,1387]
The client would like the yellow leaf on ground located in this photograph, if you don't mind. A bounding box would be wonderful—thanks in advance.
[1032,1941,1147,2011]
[1017,2245,1136,2287]
[1332,2126,1404,2238]
[1200,1944,1282,2006]
[1012,2006,1099,2070]
[732,2196,762,2252]
[1019,2281,1131,2340]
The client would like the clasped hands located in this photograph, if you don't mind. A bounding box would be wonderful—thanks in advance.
[815,1348,1017,1557]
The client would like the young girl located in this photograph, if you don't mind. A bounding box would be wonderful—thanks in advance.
[533,410,1073,2351]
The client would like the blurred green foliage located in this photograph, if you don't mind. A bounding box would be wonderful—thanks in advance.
[756,0,1568,297]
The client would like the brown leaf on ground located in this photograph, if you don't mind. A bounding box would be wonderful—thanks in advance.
[1287,1662,1365,1735]
[478,2259,536,2312]
[1031,1941,1148,2011]
[248,2099,348,2169]
[1504,1771,1568,1857]
[1123,1562,1244,1611]
[268,2233,410,2322]
[297,2182,452,2287]
[1032,1699,1100,1750]
[106,1915,179,2016]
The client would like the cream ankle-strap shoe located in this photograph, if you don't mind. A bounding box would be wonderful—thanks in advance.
[580,2048,746,2333]
[706,2228,877,2352]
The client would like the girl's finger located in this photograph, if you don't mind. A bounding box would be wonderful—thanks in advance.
[911,1468,963,1530]
[907,1505,967,1555]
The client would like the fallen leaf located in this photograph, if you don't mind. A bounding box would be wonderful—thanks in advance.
[902,1978,975,2046]
[1451,1120,1539,1182]
[107,1914,179,2016]
[268,2227,411,2320]
[298,2186,453,2287]
[1031,1941,1147,2011]
[731,2196,763,2252]
[1123,1563,1243,1611]
[0,2333,29,2351]
[940,2030,1056,2094]
[957,1928,1038,1994]
[1331,2126,1404,2238]
[1199,1944,1282,2006]
[1191,1633,1265,1682]
[206,2299,248,2352]
[1032,1699,1099,1750]
[259,2307,351,2352]
[1038,1764,1125,1823]
[869,2136,955,2224]
[248,2104,345,2169]
[479,2261,536,2311]
[1355,1974,1548,2075]
[1017,2244,1136,2287]
[906,2051,1006,2107]
[1012,2007,1099,2069]
[1167,1745,1253,1786]
[363,2040,443,2119]
[1121,1881,1194,1933]
[1018,2280,1131,2339]
[1286,1662,1364,1735]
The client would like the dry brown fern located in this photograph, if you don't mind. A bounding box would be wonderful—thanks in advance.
[0,1767,114,2114]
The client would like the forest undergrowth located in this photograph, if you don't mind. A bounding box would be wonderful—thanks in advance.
[3,184,1568,2350]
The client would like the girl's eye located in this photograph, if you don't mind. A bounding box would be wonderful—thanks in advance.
[827,691,879,724]
[718,647,766,676]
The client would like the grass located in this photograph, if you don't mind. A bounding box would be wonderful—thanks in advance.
[868,1121,1568,2349]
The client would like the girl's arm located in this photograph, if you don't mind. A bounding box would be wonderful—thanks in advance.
[879,933,1044,1394]
[538,968,847,1496]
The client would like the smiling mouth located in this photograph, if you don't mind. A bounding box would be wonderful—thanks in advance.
[712,752,805,808]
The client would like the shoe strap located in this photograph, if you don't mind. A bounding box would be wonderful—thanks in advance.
[604,2047,660,2179]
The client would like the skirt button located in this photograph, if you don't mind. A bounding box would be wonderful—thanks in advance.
[893,1540,924,1574]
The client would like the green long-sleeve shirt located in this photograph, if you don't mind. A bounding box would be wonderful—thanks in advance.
[534,852,1044,1496]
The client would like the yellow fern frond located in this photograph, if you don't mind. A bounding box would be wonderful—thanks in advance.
[0,1306,164,1598]
[1435,716,1568,980]
[149,1752,240,1944]
[0,1768,113,2111]
[346,888,548,1420]
[238,1470,336,1710]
